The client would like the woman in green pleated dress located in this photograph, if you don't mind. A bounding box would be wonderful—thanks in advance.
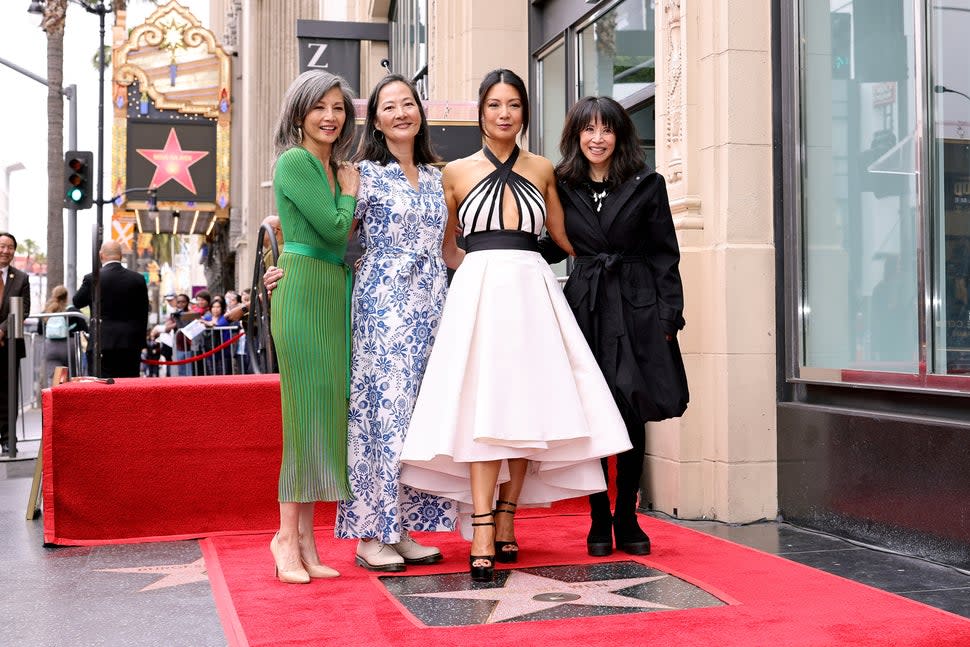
[269,70,360,584]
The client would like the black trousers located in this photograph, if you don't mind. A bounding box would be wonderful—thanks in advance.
[590,397,647,517]
[0,344,19,446]
[99,348,142,379]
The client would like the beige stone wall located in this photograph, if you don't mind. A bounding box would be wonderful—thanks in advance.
[228,0,529,289]
[650,0,777,522]
[229,1,321,290]
[426,0,529,101]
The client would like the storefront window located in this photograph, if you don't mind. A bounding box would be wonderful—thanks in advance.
[930,1,970,375]
[390,0,427,90]
[578,0,654,102]
[798,1,919,376]
[538,42,566,163]
[629,102,655,169]
[538,42,569,278]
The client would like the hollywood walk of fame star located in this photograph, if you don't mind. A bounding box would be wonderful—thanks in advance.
[405,570,673,623]
[137,128,210,194]
[97,557,208,592]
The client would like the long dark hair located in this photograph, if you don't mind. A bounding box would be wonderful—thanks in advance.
[354,74,439,166]
[477,68,530,138]
[555,96,644,189]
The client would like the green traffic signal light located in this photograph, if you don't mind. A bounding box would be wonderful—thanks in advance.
[64,150,94,210]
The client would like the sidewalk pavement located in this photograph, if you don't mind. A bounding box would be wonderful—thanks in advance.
[0,404,226,647]
[8,405,42,459]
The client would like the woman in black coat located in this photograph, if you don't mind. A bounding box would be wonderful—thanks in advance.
[541,96,688,557]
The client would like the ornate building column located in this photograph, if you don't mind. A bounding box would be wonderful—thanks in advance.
[650,0,777,523]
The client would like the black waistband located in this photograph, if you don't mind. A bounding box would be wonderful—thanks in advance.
[574,253,648,266]
[465,230,539,253]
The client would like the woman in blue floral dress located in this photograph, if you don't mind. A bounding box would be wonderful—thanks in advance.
[266,75,464,572]
[335,75,465,571]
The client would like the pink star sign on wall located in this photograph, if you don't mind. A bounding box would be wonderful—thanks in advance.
[136,127,210,194]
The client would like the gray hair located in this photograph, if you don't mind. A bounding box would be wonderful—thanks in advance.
[272,70,357,162]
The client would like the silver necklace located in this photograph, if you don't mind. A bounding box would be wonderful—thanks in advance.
[588,179,609,213]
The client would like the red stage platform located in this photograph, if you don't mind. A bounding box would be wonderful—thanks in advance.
[41,374,591,545]
[42,375,286,545]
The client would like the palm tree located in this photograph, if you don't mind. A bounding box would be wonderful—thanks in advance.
[40,0,68,298]
[18,238,43,272]
[36,0,156,300]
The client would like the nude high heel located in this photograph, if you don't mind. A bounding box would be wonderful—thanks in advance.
[299,535,340,579]
[270,533,311,584]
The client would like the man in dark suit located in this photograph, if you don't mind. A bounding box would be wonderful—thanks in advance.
[74,241,149,379]
[0,232,31,455]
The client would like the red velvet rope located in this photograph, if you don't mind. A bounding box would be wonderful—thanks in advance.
[143,331,245,366]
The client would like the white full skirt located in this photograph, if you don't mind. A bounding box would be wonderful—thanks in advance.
[399,249,632,517]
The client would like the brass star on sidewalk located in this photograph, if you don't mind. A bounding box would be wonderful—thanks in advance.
[405,570,672,623]
[97,557,208,592]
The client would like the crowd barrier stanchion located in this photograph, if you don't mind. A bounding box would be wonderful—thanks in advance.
[143,329,246,374]
[6,297,23,459]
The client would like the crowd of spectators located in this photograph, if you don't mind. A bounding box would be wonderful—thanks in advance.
[149,287,252,377]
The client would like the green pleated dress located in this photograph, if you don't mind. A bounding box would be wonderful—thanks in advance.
[272,146,355,503]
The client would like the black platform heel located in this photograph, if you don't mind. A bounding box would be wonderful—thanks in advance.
[493,500,519,563]
[469,512,495,582]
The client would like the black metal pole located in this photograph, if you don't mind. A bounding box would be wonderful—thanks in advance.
[90,0,108,377]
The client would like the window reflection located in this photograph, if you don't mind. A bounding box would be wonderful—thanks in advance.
[539,43,566,164]
[578,0,654,102]
[799,0,918,374]
[931,1,970,374]
[390,0,428,95]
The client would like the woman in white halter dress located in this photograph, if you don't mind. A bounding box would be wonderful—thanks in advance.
[400,69,631,582]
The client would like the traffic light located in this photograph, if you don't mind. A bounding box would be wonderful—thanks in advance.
[64,150,94,210]
[830,12,851,80]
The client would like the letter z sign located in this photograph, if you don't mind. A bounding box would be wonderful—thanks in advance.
[297,38,360,86]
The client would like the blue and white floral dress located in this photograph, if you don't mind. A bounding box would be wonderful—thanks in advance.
[334,160,458,542]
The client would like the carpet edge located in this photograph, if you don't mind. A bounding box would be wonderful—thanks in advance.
[200,537,250,647]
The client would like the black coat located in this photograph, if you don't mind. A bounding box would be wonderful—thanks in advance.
[1,265,31,359]
[543,167,688,422]
[74,262,149,351]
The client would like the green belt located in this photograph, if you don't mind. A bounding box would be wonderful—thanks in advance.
[284,241,352,400]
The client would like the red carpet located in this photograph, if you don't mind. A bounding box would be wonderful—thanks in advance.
[201,513,970,647]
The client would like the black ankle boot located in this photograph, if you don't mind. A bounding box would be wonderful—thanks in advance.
[614,486,650,555]
[587,492,613,556]
[613,512,651,555]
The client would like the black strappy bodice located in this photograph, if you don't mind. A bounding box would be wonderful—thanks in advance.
[457,146,547,237]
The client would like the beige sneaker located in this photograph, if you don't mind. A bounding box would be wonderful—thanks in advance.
[355,539,406,572]
[391,531,443,565]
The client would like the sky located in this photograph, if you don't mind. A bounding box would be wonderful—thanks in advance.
[0,0,210,278]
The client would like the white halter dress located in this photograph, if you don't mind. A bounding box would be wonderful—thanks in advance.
[399,146,632,524]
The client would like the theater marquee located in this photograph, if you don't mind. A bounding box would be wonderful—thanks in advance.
[111,0,231,239]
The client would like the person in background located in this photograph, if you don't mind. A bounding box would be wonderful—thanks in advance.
[165,293,193,377]
[144,328,162,377]
[41,285,71,384]
[73,241,149,379]
[542,96,688,557]
[268,69,360,584]
[0,231,30,455]
[202,295,233,375]
[187,291,212,375]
